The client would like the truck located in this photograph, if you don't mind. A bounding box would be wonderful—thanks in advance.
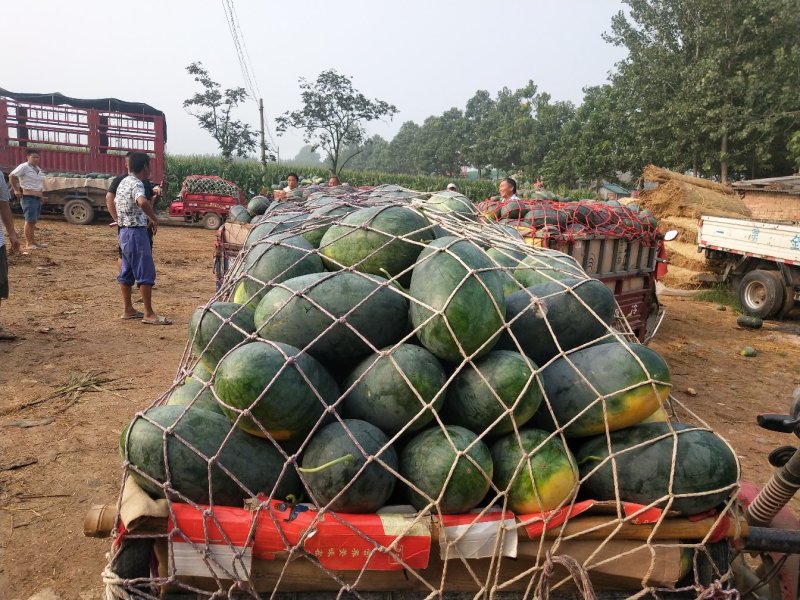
[167,174,246,230]
[698,215,800,318]
[0,88,166,224]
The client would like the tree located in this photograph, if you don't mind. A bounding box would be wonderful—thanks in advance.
[605,0,800,182]
[292,145,323,167]
[461,90,496,177]
[340,135,391,172]
[415,108,466,176]
[276,70,398,176]
[183,62,260,160]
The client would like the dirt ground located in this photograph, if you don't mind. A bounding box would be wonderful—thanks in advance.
[1,216,800,599]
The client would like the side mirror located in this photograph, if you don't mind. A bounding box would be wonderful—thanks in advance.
[663,229,679,242]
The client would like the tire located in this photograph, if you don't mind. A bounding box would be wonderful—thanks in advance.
[202,212,222,230]
[63,198,95,225]
[738,269,785,319]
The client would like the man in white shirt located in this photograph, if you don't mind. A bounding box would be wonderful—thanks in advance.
[9,149,45,250]
[499,177,519,201]
[0,175,21,340]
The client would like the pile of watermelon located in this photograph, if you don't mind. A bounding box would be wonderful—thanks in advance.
[478,196,659,243]
[118,186,738,586]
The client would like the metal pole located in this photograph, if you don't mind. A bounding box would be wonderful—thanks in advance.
[258,98,266,167]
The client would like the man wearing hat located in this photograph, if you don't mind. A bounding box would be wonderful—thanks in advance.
[446,183,457,192]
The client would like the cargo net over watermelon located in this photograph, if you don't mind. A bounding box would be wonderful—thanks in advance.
[182,175,241,198]
[107,187,741,599]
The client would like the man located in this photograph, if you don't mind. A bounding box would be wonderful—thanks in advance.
[0,174,21,340]
[283,172,300,193]
[9,149,45,250]
[446,183,457,192]
[108,152,171,325]
[328,175,340,187]
[498,177,519,201]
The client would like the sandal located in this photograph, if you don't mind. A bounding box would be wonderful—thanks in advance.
[0,330,17,341]
[141,315,172,325]
[121,311,145,320]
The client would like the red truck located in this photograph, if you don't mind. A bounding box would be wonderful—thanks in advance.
[167,175,246,230]
[0,88,166,224]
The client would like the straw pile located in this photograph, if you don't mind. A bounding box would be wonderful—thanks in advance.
[639,166,749,289]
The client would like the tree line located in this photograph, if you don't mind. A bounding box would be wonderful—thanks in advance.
[293,0,800,186]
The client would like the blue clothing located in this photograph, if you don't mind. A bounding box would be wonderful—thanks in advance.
[20,195,41,223]
[118,227,156,286]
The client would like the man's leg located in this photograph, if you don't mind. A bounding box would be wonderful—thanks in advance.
[21,197,39,248]
[0,246,15,340]
[117,229,138,318]
[140,284,155,320]
[120,284,137,318]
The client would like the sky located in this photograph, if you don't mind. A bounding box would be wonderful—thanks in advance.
[3,0,629,160]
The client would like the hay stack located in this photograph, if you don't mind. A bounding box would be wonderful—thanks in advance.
[639,166,748,289]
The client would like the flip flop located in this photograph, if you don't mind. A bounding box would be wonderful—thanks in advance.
[142,315,172,325]
[0,330,17,341]
[121,311,145,320]
[25,244,48,250]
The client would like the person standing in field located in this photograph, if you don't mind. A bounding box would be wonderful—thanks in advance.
[9,149,45,250]
[108,152,171,325]
[0,174,21,340]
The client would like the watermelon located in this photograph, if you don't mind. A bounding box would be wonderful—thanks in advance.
[342,344,447,436]
[513,253,585,288]
[300,419,397,512]
[247,195,271,216]
[737,315,763,329]
[302,203,358,247]
[228,204,251,224]
[188,302,256,369]
[422,191,479,221]
[213,341,340,440]
[491,429,578,513]
[319,205,434,285]
[165,378,223,416]
[497,278,616,366]
[442,351,542,437]
[575,423,739,515]
[533,341,671,437]
[189,360,213,384]
[244,212,306,248]
[121,405,300,506]
[254,271,409,364]
[400,425,493,514]
[500,199,527,220]
[409,236,506,363]
[232,233,323,309]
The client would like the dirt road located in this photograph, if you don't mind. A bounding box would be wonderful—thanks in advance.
[1,217,798,599]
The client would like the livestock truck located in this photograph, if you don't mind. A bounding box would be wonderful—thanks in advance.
[0,88,166,224]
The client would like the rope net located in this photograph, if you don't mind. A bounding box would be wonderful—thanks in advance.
[108,186,741,599]
[182,175,241,198]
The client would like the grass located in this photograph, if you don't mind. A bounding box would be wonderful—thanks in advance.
[693,283,742,311]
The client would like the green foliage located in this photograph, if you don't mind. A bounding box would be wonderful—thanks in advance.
[276,70,398,176]
[183,62,261,161]
[164,154,497,202]
[693,284,741,311]
[789,132,800,172]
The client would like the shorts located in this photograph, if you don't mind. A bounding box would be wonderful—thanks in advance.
[117,225,154,259]
[0,245,8,300]
[117,227,156,286]
[20,195,41,223]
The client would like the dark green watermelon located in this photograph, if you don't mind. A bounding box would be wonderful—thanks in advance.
[300,419,397,512]
[491,429,578,513]
[254,271,409,363]
[533,341,670,437]
[188,302,256,369]
[513,253,585,288]
[247,195,271,216]
[342,344,447,435]
[319,205,434,286]
[423,191,479,221]
[214,341,340,440]
[121,405,301,506]
[575,422,738,515]
[228,204,252,224]
[165,378,223,415]
[442,350,541,437]
[232,233,323,309]
[409,236,505,363]
[400,425,493,514]
[497,278,616,366]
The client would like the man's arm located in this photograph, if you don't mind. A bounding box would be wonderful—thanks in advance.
[136,196,158,234]
[8,174,22,197]
[0,202,20,253]
[105,192,119,225]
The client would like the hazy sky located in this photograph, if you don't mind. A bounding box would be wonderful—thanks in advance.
[3,1,628,160]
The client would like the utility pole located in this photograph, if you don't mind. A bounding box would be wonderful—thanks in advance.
[258,98,266,168]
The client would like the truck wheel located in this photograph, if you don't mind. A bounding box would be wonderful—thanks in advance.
[63,198,96,225]
[738,270,785,319]
[202,212,222,230]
